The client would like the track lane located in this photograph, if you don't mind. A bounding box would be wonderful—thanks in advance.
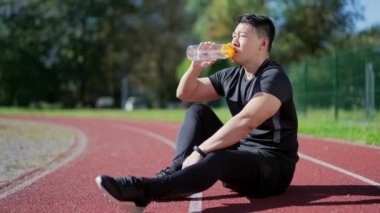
[0,116,379,212]
[298,135,380,183]
[0,117,189,212]
[201,158,380,212]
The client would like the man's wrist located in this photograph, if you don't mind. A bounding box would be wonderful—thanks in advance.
[193,145,206,157]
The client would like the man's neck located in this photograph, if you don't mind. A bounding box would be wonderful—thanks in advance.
[243,54,269,80]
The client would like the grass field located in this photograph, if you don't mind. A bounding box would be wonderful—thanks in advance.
[0,107,379,146]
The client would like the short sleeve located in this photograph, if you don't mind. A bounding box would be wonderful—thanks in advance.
[260,68,292,103]
[208,68,230,97]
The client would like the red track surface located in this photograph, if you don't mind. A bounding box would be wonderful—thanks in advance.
[0,116,379,212]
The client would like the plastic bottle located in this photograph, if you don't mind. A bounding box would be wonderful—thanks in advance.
[186,43,235,61]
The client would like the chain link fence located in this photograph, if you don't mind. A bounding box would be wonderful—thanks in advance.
[287,44,380,121]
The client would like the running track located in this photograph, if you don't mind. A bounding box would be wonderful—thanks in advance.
[0,116,379,212]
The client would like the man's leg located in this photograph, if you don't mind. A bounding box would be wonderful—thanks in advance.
[97,150,258,206]
[156,104,223,177]
[96,149,295,206]
[146,150,263,199]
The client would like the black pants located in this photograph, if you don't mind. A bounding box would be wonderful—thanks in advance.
[144,104,295,199]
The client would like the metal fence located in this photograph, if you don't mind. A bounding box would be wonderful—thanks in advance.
[287,44,380,121]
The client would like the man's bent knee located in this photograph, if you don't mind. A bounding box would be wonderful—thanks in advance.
[187,103,212,114]
[185,104,215,119]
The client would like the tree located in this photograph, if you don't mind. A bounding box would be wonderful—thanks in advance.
[0,0,63,106]
[349,25,380,46]
[0,0,194,107]
[115,0,194,106]
[272,0,363,64]
[190,0,268,42]
[0,0,110,106]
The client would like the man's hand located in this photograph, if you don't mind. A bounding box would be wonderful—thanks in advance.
[191,42,216,70]
[191,59,215,70]
[182,151,204,169]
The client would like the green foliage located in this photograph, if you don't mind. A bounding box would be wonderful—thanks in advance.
[0,0,193,107]
[0,0,375,108]
[176,59,191,81]
[189,0,268,42]
[0,1,58,105]
[348,25,380,46]
[0,0,113,106]
[272,0,364,65]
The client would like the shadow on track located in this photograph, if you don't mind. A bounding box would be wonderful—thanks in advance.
[198,185,380,212]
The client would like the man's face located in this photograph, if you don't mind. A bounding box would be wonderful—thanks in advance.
[231,23,266,64]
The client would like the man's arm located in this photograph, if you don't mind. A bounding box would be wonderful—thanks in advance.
[177,62,220,102]
[177,43,221,102]
[182,92,281,168]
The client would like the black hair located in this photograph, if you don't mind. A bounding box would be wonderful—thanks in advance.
[235,14,275,51]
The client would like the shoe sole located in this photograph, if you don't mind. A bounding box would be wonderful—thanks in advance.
[95,176,145,213]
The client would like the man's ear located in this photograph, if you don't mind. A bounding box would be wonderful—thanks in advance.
[259,38,268,50]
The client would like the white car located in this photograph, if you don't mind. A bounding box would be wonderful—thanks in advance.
[124,97,149,111]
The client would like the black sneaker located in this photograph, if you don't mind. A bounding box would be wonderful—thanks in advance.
[95,175,150,211]
[155,166,176,178]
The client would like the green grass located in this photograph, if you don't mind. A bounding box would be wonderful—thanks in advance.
[0,107,186,122]
[0,107,379,146]
[297,108,380,146]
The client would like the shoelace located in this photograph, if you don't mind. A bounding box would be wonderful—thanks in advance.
[156,167,173,177]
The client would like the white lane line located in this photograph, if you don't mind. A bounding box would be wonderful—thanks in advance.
[117,125,175,149]
[299,134,380,150]
[299,152,380,189]
[0,125,87,199]
[188,192,203,213]
[113,124,203,213]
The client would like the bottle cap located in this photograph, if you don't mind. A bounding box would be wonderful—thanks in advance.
[221,43,235,58]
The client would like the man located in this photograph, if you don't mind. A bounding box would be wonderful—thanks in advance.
[95,14,298,210]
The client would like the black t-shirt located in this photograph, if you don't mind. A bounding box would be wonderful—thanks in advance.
[209,59,298,164]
